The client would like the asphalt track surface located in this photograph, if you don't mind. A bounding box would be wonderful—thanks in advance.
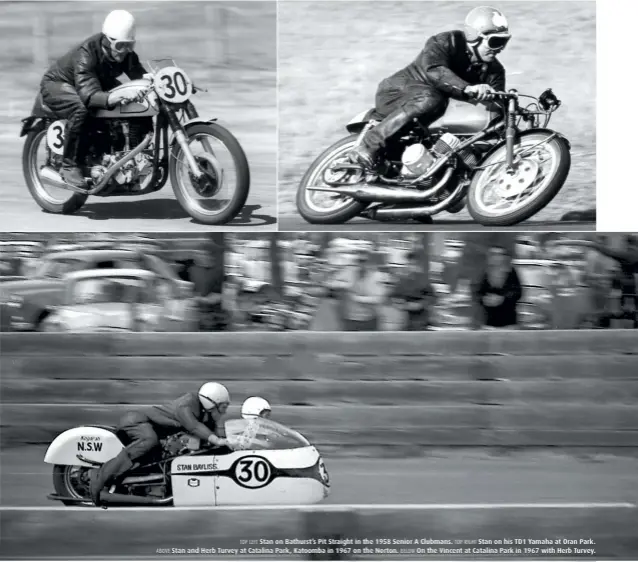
[279,215,596,232]
[3,446,637,507]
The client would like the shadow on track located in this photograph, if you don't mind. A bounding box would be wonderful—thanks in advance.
[43,200,277,227]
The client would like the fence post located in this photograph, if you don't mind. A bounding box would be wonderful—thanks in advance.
[32,13,48,67]
[205,4,230,66]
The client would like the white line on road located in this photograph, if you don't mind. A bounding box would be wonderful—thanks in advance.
[1,502,635,511]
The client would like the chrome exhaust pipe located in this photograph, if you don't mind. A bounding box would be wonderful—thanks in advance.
[364,182,466,220]
[39,167,89,195]
[308,167,454,203]
[121,474,164,485]
[99,491,173,506]
[38,132,154,197]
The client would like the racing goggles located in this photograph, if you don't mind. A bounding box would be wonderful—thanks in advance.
[481,32,511,50]
[106,36,136,54]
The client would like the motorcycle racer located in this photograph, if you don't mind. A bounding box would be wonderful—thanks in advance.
[349,6,509,170]
[241,396,272,419]
[39,10,148,188]
[89,382,234,507]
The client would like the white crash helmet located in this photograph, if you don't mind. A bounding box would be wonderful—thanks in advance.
[464,6,511,50]
[241,396,271,419]
[102,10,137,53]
[198,382,231,411]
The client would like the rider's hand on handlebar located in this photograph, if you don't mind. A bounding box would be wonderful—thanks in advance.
[464,84,496,102]
[108,90,146,107]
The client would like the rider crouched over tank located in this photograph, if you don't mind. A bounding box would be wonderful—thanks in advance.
[89,382,234,507]
[39,10,151,188]
[349,6,510,171]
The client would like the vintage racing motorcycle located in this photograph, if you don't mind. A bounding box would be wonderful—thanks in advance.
[296,88,571,226]
[20,59,250,225]
[44,417,330,507]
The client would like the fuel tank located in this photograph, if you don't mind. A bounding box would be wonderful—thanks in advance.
[94,79,158,119]
[429,99,500,135]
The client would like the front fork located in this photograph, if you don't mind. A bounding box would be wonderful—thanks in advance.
[185,102,216,158]
[163,104,203,179]
[505,91,518,169]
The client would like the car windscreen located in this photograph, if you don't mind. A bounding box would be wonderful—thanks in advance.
[36,258,87,279]
[225,418,310,450]
[70,277,150,305]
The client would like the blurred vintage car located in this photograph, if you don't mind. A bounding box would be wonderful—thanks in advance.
[0,241,45,279]
[39,269,198,333]
[0,248,193,331]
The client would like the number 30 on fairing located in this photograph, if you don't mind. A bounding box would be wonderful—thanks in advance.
[46,120,67,155]
[155,66,193,104]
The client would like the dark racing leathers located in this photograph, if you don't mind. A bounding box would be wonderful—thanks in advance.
[40,32,147,187]
[351,30,506,167]
[89,392,220,506]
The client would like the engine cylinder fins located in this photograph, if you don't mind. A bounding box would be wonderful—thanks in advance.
[432,132,463,156]
[458,149,480,169]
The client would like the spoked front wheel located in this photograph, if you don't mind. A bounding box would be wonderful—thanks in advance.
[296,134,369,224]
[170,123,250,225]
[467,130,571,226]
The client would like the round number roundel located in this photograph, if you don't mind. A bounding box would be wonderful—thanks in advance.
[233,455,273,489]
[154,66,193,103]
[46,120,67,155]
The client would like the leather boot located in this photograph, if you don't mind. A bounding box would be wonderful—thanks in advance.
[349,107,413,170]
[89,450,134,507]
[60,125,87,189]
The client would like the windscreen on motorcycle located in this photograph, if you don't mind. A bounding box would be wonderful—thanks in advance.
[225,418,311,450]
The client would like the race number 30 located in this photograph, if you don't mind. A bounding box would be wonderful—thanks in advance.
[233,456,272,489]
[155,66,193,104]
[46,120,67,155]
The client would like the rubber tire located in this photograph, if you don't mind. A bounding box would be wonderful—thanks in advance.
[170,123,250,225]
[52,464,93,507]
[22,125,88,215]
[467,131,571,226]
[296,134,368,224]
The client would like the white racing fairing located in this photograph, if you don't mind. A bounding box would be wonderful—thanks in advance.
[172,418,329,506]
[44,426,124,467]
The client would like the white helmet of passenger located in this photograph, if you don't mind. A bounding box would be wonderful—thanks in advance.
[198,382,231,412]
[102,10,137,55]
[241,396,271,419]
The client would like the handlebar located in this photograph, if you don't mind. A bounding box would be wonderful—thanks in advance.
[465,88,518,100]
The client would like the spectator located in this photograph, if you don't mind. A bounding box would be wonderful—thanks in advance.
[338,248,389,331]
[561,236,638,328]
[474,245,523,329]
[390,250,435,331]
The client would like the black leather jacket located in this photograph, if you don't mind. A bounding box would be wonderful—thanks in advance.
[41,33,147,109]
[385,30,506,100]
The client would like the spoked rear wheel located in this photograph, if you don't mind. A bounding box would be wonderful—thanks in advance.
[296,134,368,224]
[53,464,94,507]
[22,124,88,214]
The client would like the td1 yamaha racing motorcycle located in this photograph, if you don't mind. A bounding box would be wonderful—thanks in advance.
[296,88,571,226]
[20,59,250,225]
